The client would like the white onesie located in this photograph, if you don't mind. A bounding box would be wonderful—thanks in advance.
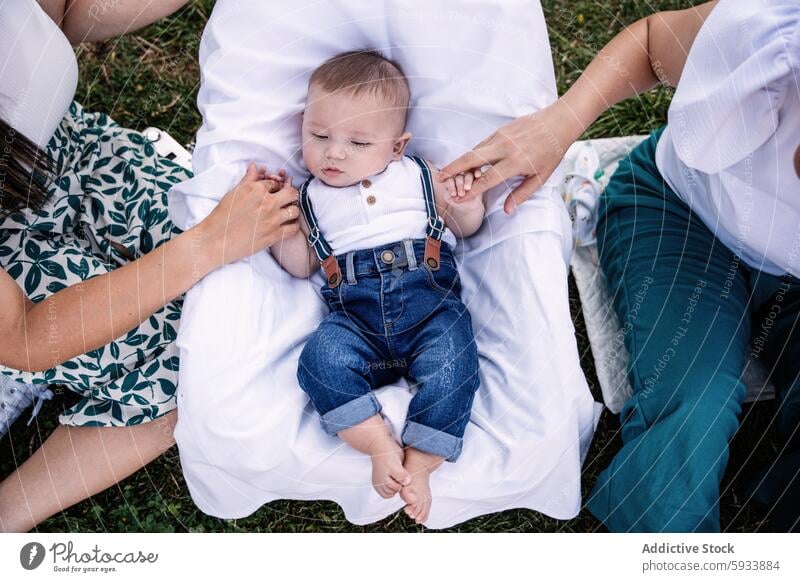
[304,155,457,255]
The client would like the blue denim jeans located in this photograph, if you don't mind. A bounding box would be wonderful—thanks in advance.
[297,238,480,462]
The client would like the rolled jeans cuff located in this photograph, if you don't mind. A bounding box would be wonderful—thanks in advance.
[319,392,382,436]
[401,420,463,462]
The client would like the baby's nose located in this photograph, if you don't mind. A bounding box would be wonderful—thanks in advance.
[324,144,346,160]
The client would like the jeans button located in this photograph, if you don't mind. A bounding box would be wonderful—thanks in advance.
[380,250,395,264]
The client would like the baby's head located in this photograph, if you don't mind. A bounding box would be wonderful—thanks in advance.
[302,50,411,187]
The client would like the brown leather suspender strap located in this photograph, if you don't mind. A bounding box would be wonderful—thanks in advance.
[424,236,441,270]
[321,255,342,288]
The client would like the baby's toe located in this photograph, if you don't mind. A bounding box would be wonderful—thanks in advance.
[391,467,412,487]
[385,480,403,496]
[399,485,417,506]
[413,498,431,524]
[407,500,424,521]
[410,500,427,522]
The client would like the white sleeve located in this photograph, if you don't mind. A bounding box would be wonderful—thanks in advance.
[0,0,77,147]
[667,0,800,174]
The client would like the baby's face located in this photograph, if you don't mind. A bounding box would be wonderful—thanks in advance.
[302,84,410,187]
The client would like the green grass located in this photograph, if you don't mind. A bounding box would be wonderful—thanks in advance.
[0,0,779,532]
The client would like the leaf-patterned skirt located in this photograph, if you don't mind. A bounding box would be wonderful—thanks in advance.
[0,102,189,427]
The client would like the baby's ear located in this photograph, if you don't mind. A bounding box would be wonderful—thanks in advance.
[795,144,800,178]
[392,132,412,159]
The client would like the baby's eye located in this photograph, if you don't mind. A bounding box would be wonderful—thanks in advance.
[311,133,328,140]
[351,141,371,149]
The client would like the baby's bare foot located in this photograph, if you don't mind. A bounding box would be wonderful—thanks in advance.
[399,448,444,524]
[367,434,411,498]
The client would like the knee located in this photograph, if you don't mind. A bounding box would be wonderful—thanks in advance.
[297,334,361,393]
[631,371,745,437]
[412,353,478,400]
[434,343,480,397]
[297,341,329,392]
[454,349,480,394]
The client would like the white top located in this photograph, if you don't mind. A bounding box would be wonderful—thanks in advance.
[0,0,78,147]
[305,156,457,255]
[655,0,800,276]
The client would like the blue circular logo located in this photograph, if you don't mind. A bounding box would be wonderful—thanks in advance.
[19,542,46,570]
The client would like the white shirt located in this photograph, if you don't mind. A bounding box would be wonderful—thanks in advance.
[0,0,78,147]
[655,0,800,276]
[305,156,457,255]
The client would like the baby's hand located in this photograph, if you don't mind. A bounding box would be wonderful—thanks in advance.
[443,168,482,203]
[259,167,288,194]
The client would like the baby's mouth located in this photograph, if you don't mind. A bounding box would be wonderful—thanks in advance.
[322,167,343,177]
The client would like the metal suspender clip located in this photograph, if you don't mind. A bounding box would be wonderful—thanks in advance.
[307,226,322,246]
[427,216,446,237]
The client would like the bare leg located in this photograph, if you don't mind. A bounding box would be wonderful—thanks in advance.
[0,410,176,532]
[400,447,444,524]
[338,414,411,498]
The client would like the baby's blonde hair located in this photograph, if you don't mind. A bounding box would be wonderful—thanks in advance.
[308,50,410,128]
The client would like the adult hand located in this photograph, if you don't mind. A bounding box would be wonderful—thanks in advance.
[436,99,583,214]
[195,163,301,269]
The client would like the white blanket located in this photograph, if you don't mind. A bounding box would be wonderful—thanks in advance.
[170,0,601,528]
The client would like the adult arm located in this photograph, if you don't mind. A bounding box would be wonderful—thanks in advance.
[38,0,189,44]
[438,1,718,214]
[0,165,300,372]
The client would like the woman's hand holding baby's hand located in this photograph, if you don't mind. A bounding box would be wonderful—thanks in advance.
[436,99,583,214]
[261,167,288,193]
[443,169,483,203]
[195,163,301,270]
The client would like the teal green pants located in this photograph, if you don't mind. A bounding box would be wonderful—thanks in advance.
[587,128,800,532]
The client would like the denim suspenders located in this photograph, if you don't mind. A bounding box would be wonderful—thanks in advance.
[298,155,446,288]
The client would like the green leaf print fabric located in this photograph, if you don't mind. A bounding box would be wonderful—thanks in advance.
[0,102,189,427]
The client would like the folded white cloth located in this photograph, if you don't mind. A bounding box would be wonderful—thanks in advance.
[171,0,601,528]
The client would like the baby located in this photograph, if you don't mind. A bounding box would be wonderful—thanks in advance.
[268,50,484,524]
